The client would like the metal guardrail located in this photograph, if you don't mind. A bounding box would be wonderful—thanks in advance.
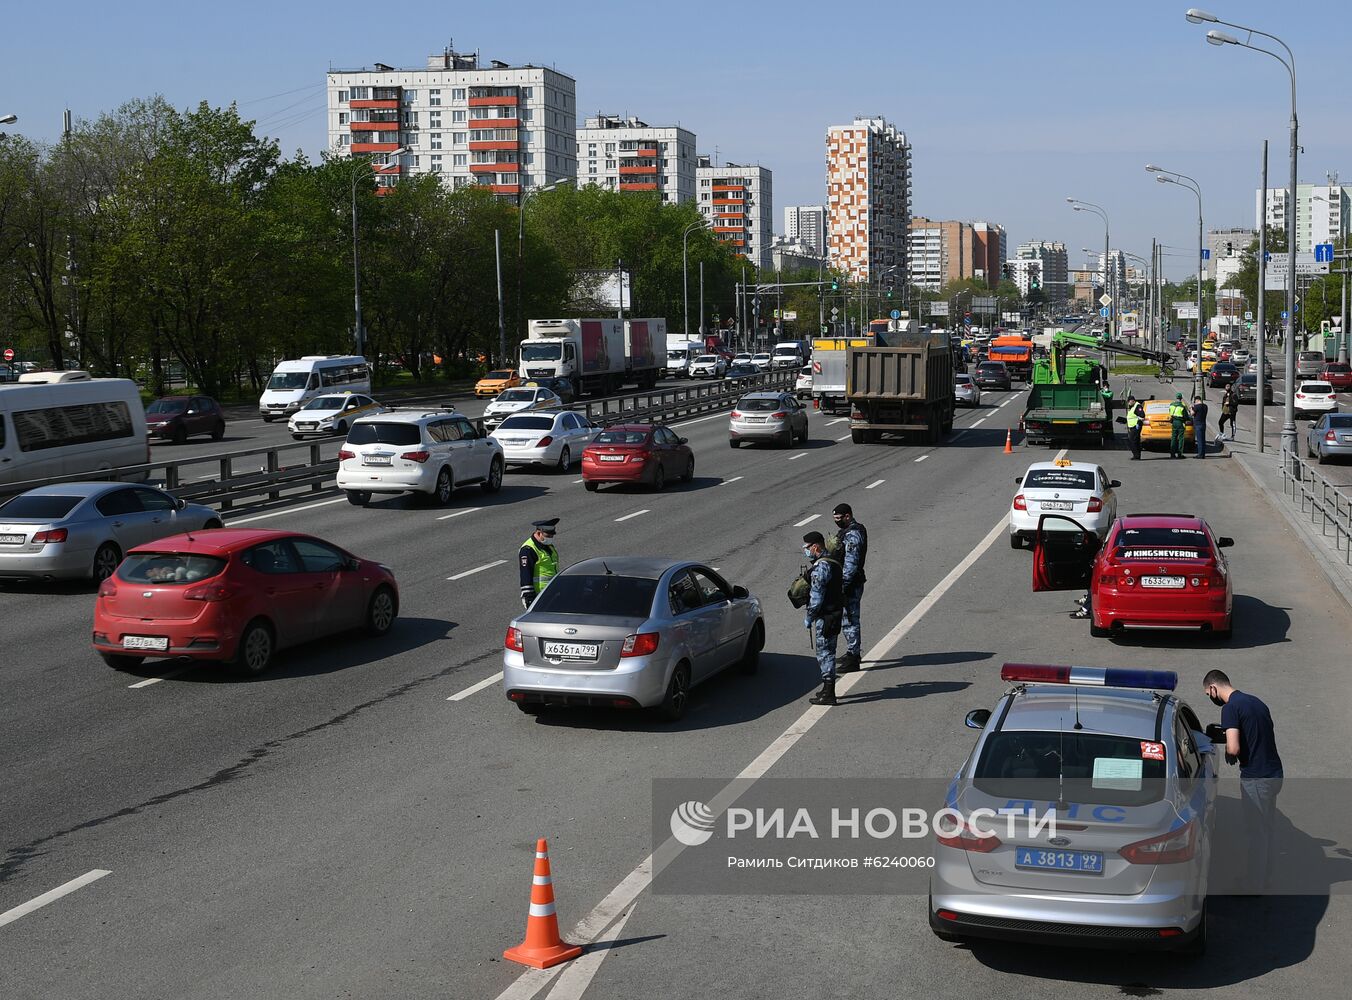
[1280,448,1352,565]
[0,371,795,512]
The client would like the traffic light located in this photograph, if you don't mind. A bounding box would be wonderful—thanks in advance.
[886,288,894,299]
[1031,276,1040,291]
[830,279,839,292]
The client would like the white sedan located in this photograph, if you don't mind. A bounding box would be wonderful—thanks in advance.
[491,410,597,473]
[482,386,563,430]
[733,353,754,366]
[689,354,727,378]
[1293,381,1339,419]
[1009,459,1119,549]
[288,393,384,439]
[751,353,773,371]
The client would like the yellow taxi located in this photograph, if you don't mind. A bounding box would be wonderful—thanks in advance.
[475,368,521,398]
[1202,339,1216,351]
[1139,399,1195,449]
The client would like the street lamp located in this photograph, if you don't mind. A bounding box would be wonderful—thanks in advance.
[349,146,407,360]
[1147,164,1206,399]
[0,114,16,126]
[1186,8,1299,451]
[1068,198,1113,340]
[516,176,576,353]
[683,218,710,339]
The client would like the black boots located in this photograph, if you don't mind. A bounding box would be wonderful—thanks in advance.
[837,651,860,674]
[810,679,838,706]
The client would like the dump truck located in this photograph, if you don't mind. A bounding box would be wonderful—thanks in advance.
[988,334,1034,382]
[520,318,663,397]
[846,331,955,444]
[811,334,876,414]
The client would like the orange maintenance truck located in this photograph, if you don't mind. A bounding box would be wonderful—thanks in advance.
[988,334,1033,383]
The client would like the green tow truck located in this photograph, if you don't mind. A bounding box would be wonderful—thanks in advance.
[1022,330,1169,448]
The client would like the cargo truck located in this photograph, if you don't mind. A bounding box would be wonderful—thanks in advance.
[988,335,1034,382]
[520,318,663,397]
[811,335,875,414]
[846,332,955,444]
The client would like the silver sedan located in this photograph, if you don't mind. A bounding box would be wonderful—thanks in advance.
[503,557,764,721]
[490,409,597,473]
[1307,413,1352,463]
[0,483,221,583]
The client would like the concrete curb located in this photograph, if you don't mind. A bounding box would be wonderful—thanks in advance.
[1230,446,1352,612]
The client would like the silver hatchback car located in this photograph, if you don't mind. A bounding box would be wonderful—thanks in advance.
[0,483,221,583]
[503,557,764,721]
[729,391,810,448]
[930,664,1217,954]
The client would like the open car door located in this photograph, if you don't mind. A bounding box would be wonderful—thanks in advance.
[1032,514,1100,591]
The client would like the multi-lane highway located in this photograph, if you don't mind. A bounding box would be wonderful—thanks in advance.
[4,377,1351,999]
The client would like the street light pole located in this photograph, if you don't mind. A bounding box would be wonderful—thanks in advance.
[682,220,707,339]
[1068,199,1112,340]
[516,177,576,347]
[349,146,406,359]
[1258,140,1268,452]
[1146,166,1206,400]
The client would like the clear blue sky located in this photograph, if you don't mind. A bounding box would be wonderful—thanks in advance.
[5,0,1347,279]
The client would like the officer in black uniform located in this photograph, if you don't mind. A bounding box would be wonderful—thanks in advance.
[519,518,560,609]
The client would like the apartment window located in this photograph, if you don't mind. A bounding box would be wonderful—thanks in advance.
[339,134,351,146]
[429,89,441,106]
[605,143,615,154]
[589,164,597,174]
[453,154,467,166]
[407,133,419,147]
[453,110,466,123]
[522,87,533,99]
[350,86,370,100]
[338,90,349,103]
[404,91,418,103]
[605,159,616,170]
[700,192,708,200]
[429,111,442,128]
[338,112,348,125]
[519,108,532,122]
[453,132,466,145]
[453,175,470,189]
[451,88,466,101]
[430,155,442,173]
[524,152,534,165]
[412,155,420,167]
[520,129,532,144]
[431,133,442,150]
[700,178,709,186]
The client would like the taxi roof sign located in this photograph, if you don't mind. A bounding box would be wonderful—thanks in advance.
[1053,457,1074,467]
[1001,663,1178,691]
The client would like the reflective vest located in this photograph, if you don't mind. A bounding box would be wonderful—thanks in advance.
[1125,405,1142,430]
[523,537,559,594]
[1168,402,1187,423]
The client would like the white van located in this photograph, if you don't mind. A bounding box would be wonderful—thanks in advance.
[259,356,370,421]
[0,372,149,488]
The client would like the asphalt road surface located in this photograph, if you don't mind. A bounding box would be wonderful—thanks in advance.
[4,379,1350,999]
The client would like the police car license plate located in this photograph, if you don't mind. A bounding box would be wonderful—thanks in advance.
[363,456,392,466]
[1040,501,1073,511]
[542,641,598,660]
[1014,848,1103,873]
[0,533,25,544]
[1141,575,1185,588]
[123,635,169,651]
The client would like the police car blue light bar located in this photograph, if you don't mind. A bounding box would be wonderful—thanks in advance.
[1000,663,1178,691]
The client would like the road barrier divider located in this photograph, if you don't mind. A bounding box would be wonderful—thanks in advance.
[1280,447,1352,566]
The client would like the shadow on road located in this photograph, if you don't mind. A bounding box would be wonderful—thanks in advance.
[838,678,971,705]
[1104,595,1291,650]
[866,650,995,670]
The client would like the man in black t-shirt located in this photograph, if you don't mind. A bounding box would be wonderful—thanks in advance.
[1203,669,1283,890]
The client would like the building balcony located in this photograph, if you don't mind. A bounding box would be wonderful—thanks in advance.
[350,120,401,132]
[467,117,519,129]
[351,142,402,154]
[619,164,657,175]
[711,197,743,205]
[470,161,519,174]
[619,182,658,192]
[712,184,746,193]
[469,94,519,107]
[490,183,522,195]
[469,140,520,152]
[350,99,399,110]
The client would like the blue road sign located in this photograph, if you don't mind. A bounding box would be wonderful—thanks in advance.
[1264,252,1272,261]
[1281,310,1289,320]
[1315,243,1335,263]
[1201,248,1210,260]
[1100,306,1111,318]
[889,309,901,320]
[963,315,972,326]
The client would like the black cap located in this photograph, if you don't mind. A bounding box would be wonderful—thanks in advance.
[531,518,559,535]
[803,531,826,547]
[832,503,853,516]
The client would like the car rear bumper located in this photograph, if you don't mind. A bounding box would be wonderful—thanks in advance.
[1094,590,1229,631]
[1009,511,1110,538]
[337,467,438,493]
[500,444,557,466]
[1314,440,1352,456]
[93,612,236,660]
[729,421,791,440]
[502,650,669,707]
[0,545,96,580]
[581,460,650,483]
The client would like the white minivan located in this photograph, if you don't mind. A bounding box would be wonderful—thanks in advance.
[259,355,370,421]
[0,372,149,488]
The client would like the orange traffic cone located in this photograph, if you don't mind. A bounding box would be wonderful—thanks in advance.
[1003,428,1013,454]
[503,839,583,969]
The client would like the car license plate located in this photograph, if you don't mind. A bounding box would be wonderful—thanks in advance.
[1014,848,1103,873]
[0,533,25,544]
[123,635,169,651]
[598,454,625,462]
[743,416,766,423]
[363,455,392,466]
[1040,501,1073,511]
[1341,434,1352,444]
[542,641,598,660]
[1141,575,1186,588]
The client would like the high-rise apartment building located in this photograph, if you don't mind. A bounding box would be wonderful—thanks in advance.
[575,115,696,203]
[784,205,828,256]
[1096,250,1127,297]
[825,116,912,281]
[972,222,1007,287]
[1206,227,1256,280]
[697,157,773,270]
[906,218,1006,290]
[1255,180,1349,252]
[1015,241,1069,302]
[327,48,576,197]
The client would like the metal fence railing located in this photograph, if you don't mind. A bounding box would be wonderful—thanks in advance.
[1280,447,1352,565]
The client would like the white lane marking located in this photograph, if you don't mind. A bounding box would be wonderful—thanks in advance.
[448,671,503,702]
[448,559,507,581]
[864,479,885,489]
[541,901,640,1000]
[670,410,735,428]
[836,433,852,441]
[226,497,347,525]
[793,514,820,527]
[826,418,846,426]
[493,515,1009,1000]
[436,507,481,521]
[614,509,650,522]
[998,399,1010,408]
[972,418,987,426]
[572,479,584,484]
[0,870,111,928]
[1264,415,1274,422]
[717,476,744,487]
[787,452,808,461]
[127,666,193,689]
[914,454,928,463]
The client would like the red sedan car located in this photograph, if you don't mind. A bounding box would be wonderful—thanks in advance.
[1320,363,1352,391]
[93,529,399,675]
[581,423,694,492]
[1031,513,1234,640]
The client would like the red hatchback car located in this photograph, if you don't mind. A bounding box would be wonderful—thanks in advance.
[581,423,694,492]
[1031,513,1235,640]
[93,529,399,675]
[1320,363,1352,391]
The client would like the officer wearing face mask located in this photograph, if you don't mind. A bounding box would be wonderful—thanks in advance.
[801,531,843,707]
[519,518,560,609]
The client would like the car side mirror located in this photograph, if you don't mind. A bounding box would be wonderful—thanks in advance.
[1109,480,1121,488]
[732,585,749,599]
[1217,536,1234,548]
[344,557,361,571]
[174,496,187,510]
[185,409,195,415]
[964,708,991,730]
[678,437,688,445]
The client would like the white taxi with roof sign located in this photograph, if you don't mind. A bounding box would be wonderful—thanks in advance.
[1009,459,1119,549]
[288,392,385,439]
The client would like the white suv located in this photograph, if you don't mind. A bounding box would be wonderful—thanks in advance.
[337,410,504,507]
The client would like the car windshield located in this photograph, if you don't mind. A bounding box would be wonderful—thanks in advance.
[531,574,658,618]
[267,372,309,390]
[695,355,717,363]
[973,731,1167,807]
[520,343,562,361]
[497,389,535,402]
[729,365,758,375]
[117,552,227,585]
[498,415,554,431]
[344,422,421,446]
[146,399,187,414]
[753,354,771,360]
[594,430,649,445]
[0,494,82,518]
[773,348,797,356]
[1115,525,1210,558]
[1023,469,1095,490]
[302,396,348,411]
[484,370,513,380]
[1301,383,1333,393]
[738,397,783,411]
[1213,364,1236,372]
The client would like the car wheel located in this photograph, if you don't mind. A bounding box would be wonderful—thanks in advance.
[92,543,121,583]
[211,421,225,441]
[729,439,740,449]
[261,415,274,423]
[584,481,600,492]
[99,652,144,670]
[851,429,865,444]
[232,619,274,677]
[291,433,304,440]
[556,446,571,474]
[433,467,453,505]
[365,585,398,636]
[481,456,503,493]
[346,490,370,507]
[1318,447,1329,465]
[739,621,764,675]
[171,424,187,445]
[681,456,694,483]
[1009,533,1023,550]
[1175,899,1208,958]
[1090,623,1112,638]
[656,662,691,722]
[651,463,666,491]
[335,420,347,435]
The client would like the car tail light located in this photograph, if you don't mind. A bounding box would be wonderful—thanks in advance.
[184,581,236,602]
[621,632,660,657]
[1296,392,1305,399]
[851,410,865,420]
[505,627,524,652]
[1190,576,1205,588]
[1120,820,1196,865]
[338,449,355,461]
[33,528,68,544]
[1012,494,1026,511]
[402,450,431,463]
[630,451,650,463]
[771,411,787,420]
[1087,497,1103,513]
[97,578,117,598]
[935,817,1002,853]
[1328,431,1338,442]
[536,436,553,447]
[731,411,742,419]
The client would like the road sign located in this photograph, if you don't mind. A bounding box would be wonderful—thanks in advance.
[1244,311,1253,321]
[1281,310,1289,320]
[1099,306,1111,318]
[1201,248,1211,260]
[963,315,972,327]
[928,301,949,316]
[889,309,901,320]
[830,307,839,318]
[782,311,797,321]
[1315,243,1335,263]
[1099,294,1112,307]
[2,348,12,362]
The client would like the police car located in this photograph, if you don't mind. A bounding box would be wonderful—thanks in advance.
[288,392,385,439]
[930,665,1217,955]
